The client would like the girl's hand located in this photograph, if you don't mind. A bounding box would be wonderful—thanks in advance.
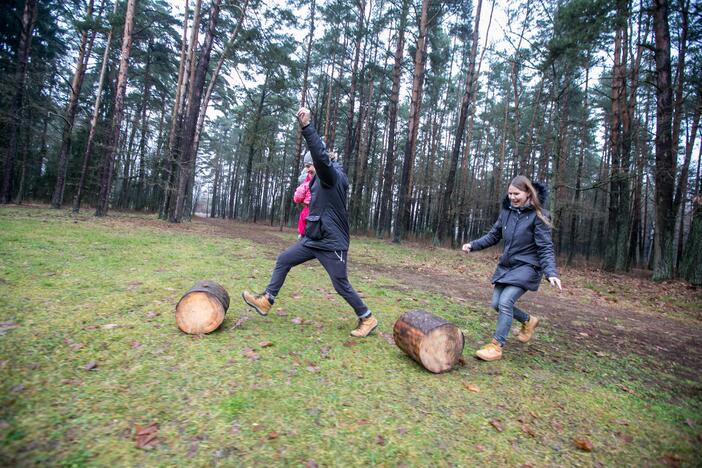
[548,277,562,291]
[462,243,472,253]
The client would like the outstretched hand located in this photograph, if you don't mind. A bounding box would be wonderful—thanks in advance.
[462,243,471,253]
[548,276,562,292]
[297,107,311,128]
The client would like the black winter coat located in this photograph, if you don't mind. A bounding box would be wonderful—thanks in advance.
[300,124,350,251]
[469,184,558,291]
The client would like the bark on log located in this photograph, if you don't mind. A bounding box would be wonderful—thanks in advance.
[393,310,464,373]
[175,281,230,334]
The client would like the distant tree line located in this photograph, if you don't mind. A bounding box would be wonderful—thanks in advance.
[0,0,700,284]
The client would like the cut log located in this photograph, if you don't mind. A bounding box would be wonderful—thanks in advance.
[175,281,230,334]
[393,310,464,373]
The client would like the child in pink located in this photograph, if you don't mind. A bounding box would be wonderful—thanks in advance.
[294,172,312,237]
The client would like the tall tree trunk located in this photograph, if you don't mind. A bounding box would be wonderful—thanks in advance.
[73,0,118,213]
[393,0,430,243]
[343,0,366,170]
[651,0,675,281]
[435,0,482,244]
[51,0,97,208]
[377,0,409,237]
[681,194,702,286]
[95,0,137,217]
[135,40,153,211]
[172,0,222,223]
[1,0,37,204]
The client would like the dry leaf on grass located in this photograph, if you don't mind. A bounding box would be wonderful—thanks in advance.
[342,341,358,347]
[275,308,288,316]
[267,431,279,440]
[259,341,274,348]
[243,348,260,361]
[377,332,395,345]
[320,346,331,358]
[291,317,303,325]
[84,360,98,371]
[463,383,480,393]
[233,316,250,329]
[521,424,536,437]
[489,418,504,432]
[574,438,594,451]
[306,461,318,468]
[135,422,159,449]
[375,435,386,446]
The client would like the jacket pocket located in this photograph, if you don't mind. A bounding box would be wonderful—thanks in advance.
[304,215,324,240]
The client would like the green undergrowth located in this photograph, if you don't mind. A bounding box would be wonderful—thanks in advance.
[1,207,700,466]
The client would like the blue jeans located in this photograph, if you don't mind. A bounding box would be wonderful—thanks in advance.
[491,283,530,346]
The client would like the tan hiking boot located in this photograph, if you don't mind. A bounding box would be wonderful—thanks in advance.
[517,316,540,343]
[241,291,271,316]
[350,315,378,337]
[475,339,503,361]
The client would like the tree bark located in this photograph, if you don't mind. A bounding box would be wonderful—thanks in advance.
[651,0,676,280]
[95,0,137,217]
[51,0,97,208]
[1,0,37,204]
[393,0,430,243]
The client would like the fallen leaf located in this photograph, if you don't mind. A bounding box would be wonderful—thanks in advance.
[243,348,260,361]
[275,308,288,316]
[130,341,142,348]
[398,427,407,435]
[489,418,504,432]
[376,331,395,345]
[251,423,264,432]
[306,461,318,468]
[660,454,682,467]
[292,294,302,299]
[291,317,303,325]
[233,316,250,329]
[306,362,320,373]
[614,419,629,426]
[356,419,370,425]
[11,384,24,393]
[82,325,98,331]
[574,438,594,451]
[230,423,241,435]
[0,421,9,430]
[70,343,84,351]
[84,361,98,371]
[615,431,633,444]
[267,431,279,440]
[102,323,120,330]
[684,418,695,428]
[259,341,274,348]
[146,311,160,318]
[135,423,159,449]
[61,379,81,385]
[463,383,480,393]
[474,444,486,452]
[342,341,358,347]
[320,346,331,358]
[374,435,386,446]
[0,322,19,330]
[521,424,536,437]
[579,332,589,337]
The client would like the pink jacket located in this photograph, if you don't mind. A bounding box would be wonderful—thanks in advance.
[294,174,312,205]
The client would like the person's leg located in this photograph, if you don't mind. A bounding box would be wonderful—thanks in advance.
[493,285,527,346]
[314,249,369,317]
[264,242,316,299]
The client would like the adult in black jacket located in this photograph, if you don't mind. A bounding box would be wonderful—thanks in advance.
[463,175,562,361]
[242,108,378,338]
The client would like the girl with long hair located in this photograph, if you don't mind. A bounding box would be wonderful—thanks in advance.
[463,175,562,361]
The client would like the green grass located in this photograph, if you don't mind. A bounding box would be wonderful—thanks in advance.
[1,207,700,466]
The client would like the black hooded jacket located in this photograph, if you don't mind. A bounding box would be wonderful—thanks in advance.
[299,123,350,251]
[469,182,558,291]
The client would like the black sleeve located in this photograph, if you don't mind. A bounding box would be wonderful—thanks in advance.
[301,124,337,188]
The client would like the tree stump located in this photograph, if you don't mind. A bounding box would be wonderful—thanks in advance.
[175,281,230,334]
[393,310,464,373]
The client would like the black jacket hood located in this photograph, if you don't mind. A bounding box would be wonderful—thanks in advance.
[501,181,549,210]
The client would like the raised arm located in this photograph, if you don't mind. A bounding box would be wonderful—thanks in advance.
[297,108,337,187]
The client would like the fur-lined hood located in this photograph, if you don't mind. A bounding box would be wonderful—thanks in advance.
[501,181,549,210]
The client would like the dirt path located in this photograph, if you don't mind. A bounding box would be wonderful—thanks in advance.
[118,215,702,390]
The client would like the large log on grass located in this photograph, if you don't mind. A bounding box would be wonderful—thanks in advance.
[393,310,464,373]
[175,281,230,334]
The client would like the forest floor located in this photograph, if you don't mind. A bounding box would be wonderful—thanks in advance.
[1,206,701,466]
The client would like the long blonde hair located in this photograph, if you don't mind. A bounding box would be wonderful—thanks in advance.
[510,175,553,228]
